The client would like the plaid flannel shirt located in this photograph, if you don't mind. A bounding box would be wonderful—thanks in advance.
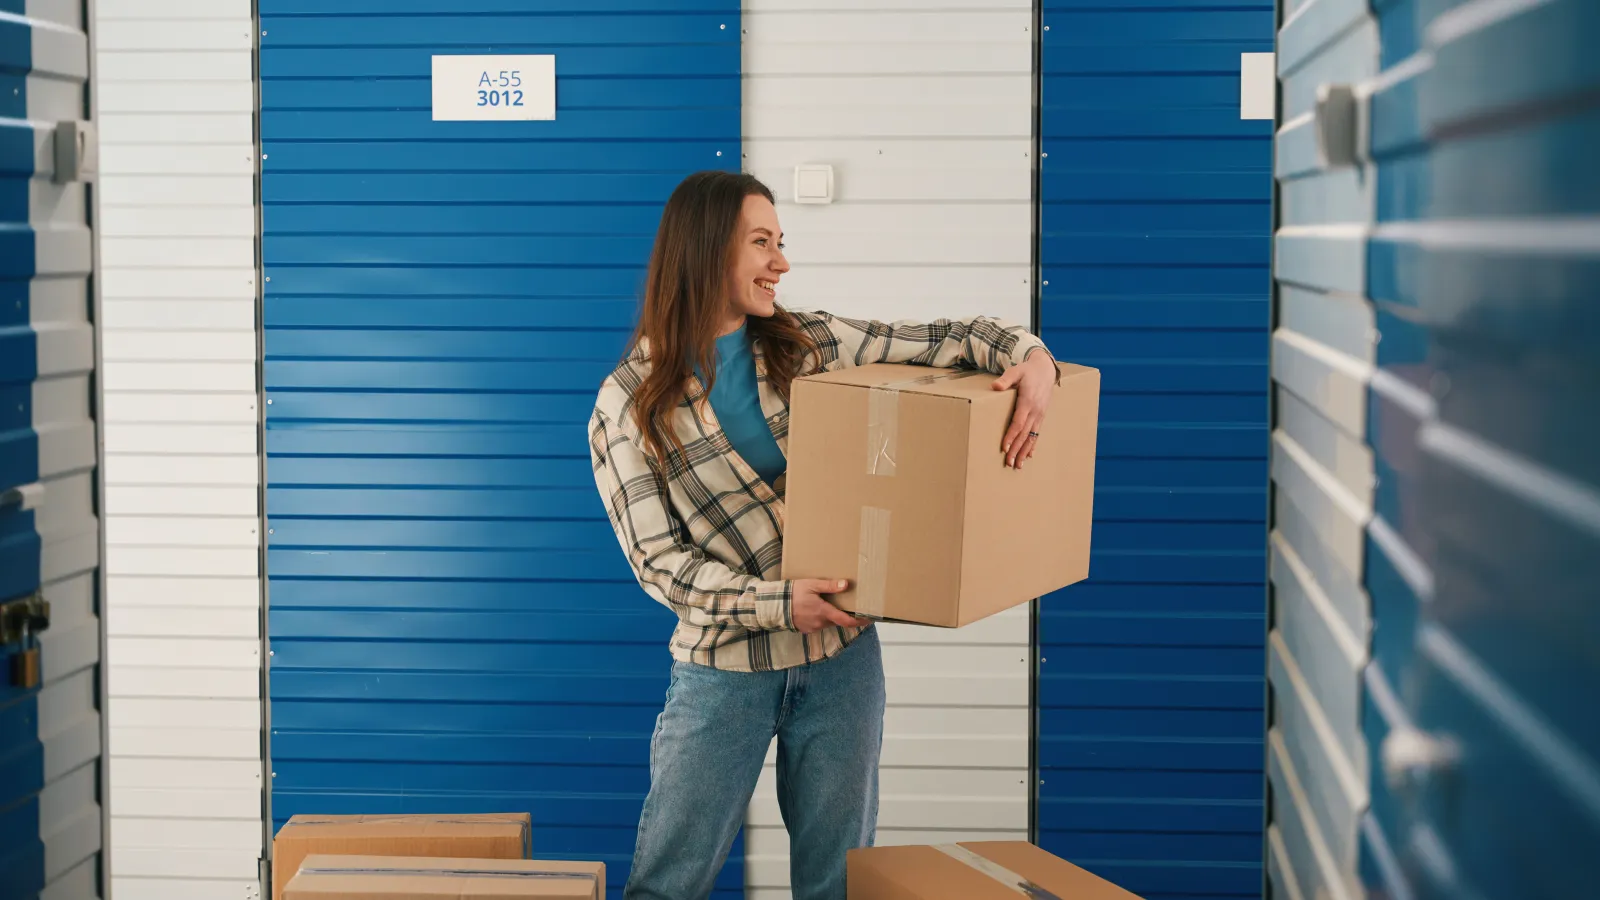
[588,309,1055,672]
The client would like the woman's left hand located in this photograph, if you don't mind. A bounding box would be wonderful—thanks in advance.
[991,351,1058,468]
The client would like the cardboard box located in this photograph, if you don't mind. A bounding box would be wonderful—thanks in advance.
[272,813,530,900]
[848,841,1143,900]
[283,855,604,899]
[782,362,1099,627]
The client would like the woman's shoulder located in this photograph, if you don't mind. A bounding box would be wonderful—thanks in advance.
[784,306,846,348]
[786,307,834,330]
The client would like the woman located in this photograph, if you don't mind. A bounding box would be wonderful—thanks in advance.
[587,171,1060,900]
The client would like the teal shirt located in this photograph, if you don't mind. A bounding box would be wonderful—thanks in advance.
[703,325,786,486]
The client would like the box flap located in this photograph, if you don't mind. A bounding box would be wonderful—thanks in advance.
[801,361,1089,399]
[798,363,990,399]
[278,813,530,844]
[284,813,529,831]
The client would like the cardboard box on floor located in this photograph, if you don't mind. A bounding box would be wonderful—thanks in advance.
[782,362,1100,627]
[282,855,604,899]
[849,841,1144,900]
[271,813,530,900]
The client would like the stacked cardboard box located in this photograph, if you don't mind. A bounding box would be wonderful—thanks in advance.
[849,841,1143,899]
[271,813,604,900]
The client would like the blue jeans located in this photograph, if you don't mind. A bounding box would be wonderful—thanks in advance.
[624,626,886,900]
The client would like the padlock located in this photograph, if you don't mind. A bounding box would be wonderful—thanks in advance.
[11,645,40,689]
[10,618,40,689]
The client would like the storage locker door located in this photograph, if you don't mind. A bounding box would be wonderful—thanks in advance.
[1358,1,1600,898]
[1265,0,1382,898]
[1036,3,1275,897]
[0,2,104,898]
[258,3,743,897]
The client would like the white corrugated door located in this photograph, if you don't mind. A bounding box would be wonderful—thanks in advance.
[95,1,266,897]
[740,1,1035,895]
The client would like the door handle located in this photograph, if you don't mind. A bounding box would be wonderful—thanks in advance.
[0,482,44,512]
[1381,727,1458,793]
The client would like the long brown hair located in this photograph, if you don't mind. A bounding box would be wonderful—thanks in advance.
[627,171,816,462]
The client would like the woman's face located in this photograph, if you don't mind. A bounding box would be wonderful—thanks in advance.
[726,193,790,321]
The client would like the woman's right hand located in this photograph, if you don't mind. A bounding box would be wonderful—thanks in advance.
[792,579,871,633]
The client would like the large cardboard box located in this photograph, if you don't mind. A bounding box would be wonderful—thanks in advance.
[283,855,604,899]
[272,813,530,900]
[782,362,1099,627]
[848,841,1143,899]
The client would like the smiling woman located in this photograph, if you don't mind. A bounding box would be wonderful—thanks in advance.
[621,172,819,466]
[586,170,1059,900]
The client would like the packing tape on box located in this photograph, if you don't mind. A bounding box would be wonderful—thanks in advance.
[865,369,985,476]
[298,865,596,883]
[931,845,1065,900]
[856,506,892,617]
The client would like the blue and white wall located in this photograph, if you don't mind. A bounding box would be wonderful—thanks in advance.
[86,4,1282,900]
[250,2,1037,898]
[72,2,1600,900]
[86,1,1284,898]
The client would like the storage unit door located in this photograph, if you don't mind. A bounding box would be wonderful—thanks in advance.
[1354,1,1600,899]
[1265,0,1381,897]
[258,3,743,897]
[0,2,104,898]
[1036,3,1276,898]
[737,4,1038,897]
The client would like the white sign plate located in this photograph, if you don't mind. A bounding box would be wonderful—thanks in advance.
[431,54,555,121]
[1239,52,1276,120]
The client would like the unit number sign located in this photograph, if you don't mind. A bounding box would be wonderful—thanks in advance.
[431,54,556,122]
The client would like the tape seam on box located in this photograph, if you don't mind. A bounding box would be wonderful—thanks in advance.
[857,506,891,618]
[864,368,984,477]
[931,844,1064,900]
[866,386,899,476]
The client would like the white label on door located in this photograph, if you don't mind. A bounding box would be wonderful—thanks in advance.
[1240,52,1276,120]
[431,55,556,121]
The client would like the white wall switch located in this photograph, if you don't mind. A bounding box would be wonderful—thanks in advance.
[794,164,834,204]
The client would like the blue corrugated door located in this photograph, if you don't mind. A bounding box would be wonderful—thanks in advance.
[1,2,102,897]
[0,8,45,891]
[1359,0,1600,898]
[259,2,743,896]
[1036,2,1275,897]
